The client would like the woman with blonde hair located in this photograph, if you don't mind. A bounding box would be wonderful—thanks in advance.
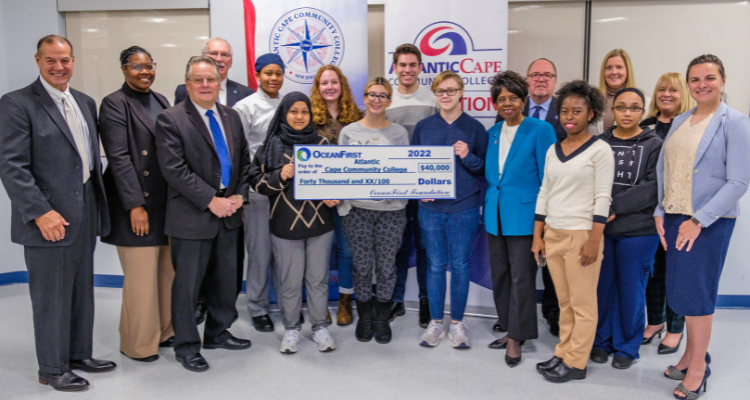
[596,49,650,133]
[310,65,363,326]
[640,73,695,355]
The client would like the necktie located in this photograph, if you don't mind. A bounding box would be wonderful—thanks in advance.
[61,93,91,183]
[206,110,232,188]
[531,105,542,119]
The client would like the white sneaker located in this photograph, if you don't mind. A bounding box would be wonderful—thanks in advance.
[419,320,446,347]
[312,327,336,352]
[448,322,470,349]
[280,329,301,354]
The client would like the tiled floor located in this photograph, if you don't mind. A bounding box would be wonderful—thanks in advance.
[0,284,748,399]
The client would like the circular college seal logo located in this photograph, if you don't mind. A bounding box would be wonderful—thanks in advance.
[270,7,345,84]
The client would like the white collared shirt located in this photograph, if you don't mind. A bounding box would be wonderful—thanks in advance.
[219,79,227,106]
[39,76,94,169]
[191,100,230,188]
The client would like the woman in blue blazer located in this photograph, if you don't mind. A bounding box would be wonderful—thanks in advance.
[655,55,750,399]
[484,71,557,367]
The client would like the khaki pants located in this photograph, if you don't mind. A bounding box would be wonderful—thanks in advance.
[544,227,603,370]
[117,245,174,358]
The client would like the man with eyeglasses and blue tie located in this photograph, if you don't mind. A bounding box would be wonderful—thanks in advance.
[174,38,255,326]
[155,56,252,373]
[494,58,564,338]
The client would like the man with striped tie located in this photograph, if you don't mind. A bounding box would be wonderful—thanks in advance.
[155,56,252,372]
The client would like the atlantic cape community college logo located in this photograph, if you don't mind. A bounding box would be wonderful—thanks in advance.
[297,148,311,162]
[270,8,345,84]
[389,21,504,118]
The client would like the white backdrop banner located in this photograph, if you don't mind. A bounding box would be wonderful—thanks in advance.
[385,0,508,129]
[243,0,368,106]
[385,0,507,312]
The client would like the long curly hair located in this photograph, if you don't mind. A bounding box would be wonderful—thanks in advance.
[310,65,363,126]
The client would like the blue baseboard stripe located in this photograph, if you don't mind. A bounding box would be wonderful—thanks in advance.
[2,271,750,309]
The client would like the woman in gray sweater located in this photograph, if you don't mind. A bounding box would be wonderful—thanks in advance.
[338,77,409,344]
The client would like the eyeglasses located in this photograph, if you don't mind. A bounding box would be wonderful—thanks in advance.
[126,63,156,72]
[496,96,522,104]
[528,73,556,81]
[206,51,232,59]
[613,106,644,113]
[365,92,390,102]
[433,88,461,97]
[189,77,219,85]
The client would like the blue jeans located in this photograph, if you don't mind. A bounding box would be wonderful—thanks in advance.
[419,206,480,321]
[594,234,659,360]
[333,208,353,292]
[393,200,427,302]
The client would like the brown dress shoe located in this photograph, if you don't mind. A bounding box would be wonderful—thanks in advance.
[337,293,353,326]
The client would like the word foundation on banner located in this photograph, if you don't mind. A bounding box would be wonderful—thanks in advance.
[293,145,456,200]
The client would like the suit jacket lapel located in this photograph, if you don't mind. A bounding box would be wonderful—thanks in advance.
[122,83,155,135]
[694,102,728,166]
[546,98,559,125]
[184,99,218,157]
[70,89,99,159]
[500,119,530,182]
[226,80,238,108]
[31,80,79,153]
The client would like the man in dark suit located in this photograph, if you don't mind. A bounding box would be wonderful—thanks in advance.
[494,58,562,336]
[173,38,254,107]
[495,58,567,143]
[175,38,254,324]
[155,56,252,372]
[0,35,115,392]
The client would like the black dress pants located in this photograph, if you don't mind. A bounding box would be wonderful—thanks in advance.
[24,180,98,374]
[171,223,239,358]
[488,232,539,341]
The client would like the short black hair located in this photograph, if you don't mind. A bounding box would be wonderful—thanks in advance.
[120,46,153,66]
[555,80,606,124]
[36,35,73,57]
[613,87,645,105]
[489,71,529,104]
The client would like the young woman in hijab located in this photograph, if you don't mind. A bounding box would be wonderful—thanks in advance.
[248,92,339,354]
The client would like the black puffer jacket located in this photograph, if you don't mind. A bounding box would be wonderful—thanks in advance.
[599,126,663,236]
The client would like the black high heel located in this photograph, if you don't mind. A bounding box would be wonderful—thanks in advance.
[658,333,684,355]
[505,354,521,368]
[642,326,666,345]
[673,365,710,399]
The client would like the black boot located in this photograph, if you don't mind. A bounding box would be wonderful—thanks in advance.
[355,299,374,342]
[373,301,393,344]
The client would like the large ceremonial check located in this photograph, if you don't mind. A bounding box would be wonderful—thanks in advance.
[293,145,456,200]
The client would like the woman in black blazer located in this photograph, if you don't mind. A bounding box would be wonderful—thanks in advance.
[99,46,173,362]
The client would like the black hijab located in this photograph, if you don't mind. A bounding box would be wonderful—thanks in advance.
[260,91,320,170]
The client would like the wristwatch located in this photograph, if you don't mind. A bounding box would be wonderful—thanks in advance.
[235,194,244,202]
[690,216,702,227]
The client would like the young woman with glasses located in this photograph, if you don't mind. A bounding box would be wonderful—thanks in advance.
[591,88,662,370]
[337,77,409,344]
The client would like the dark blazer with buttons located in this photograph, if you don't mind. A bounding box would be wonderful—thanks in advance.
[0,78,110,247]
[174,79,254,107]
[155,98,250,240]
[495,97,567,143]
[99,83,170,247]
